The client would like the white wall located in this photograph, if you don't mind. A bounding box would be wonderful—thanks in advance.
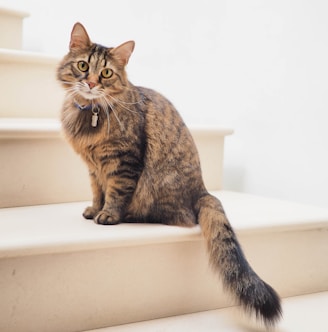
[2,0,328,208]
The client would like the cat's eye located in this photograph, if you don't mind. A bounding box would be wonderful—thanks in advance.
[77,61,89,72]
[101,68,113,78]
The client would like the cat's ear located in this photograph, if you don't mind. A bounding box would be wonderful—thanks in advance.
[110,41,135,66]
[70,22,91,51]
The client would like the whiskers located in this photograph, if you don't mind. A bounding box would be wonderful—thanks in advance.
[97,92,124,133]
[63,82,85,101]
[107,94,141,114]
[97,88,146,134]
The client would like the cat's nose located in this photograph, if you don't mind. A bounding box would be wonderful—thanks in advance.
[87,81,97,89]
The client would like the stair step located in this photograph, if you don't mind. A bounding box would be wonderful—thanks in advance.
[85,292,328,332]
[0,49,64,118]
[0,191,327,331]
[0,6,29,49]
[0,119,232,207]
[0,117,60,139]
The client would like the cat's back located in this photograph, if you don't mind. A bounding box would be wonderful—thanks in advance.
[134,85,201,174]
[135,86,178,117]
[135,85,187,135]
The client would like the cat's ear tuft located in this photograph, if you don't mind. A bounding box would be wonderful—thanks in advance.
[70,22,91,51]
[110,41,135,66]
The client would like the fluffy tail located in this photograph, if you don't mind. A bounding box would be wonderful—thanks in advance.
[196,193,282,326]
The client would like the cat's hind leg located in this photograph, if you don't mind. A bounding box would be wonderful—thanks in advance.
[148,205,197,227]
[165,208,197,227]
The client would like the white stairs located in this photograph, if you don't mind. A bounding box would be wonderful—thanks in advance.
[0,6,328,332]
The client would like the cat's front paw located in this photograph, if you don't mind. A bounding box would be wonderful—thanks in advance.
[94,210,120,225]
[83,206,99,220]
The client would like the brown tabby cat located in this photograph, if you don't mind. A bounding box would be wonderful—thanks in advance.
[57,23,282,326]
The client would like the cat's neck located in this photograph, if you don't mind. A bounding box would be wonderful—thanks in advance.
[73,99,98,112]
[72,96,96,110]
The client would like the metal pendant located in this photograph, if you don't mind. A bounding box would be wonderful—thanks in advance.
[91,109,99,127]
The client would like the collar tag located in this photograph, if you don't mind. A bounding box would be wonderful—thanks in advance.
[91,110,99,127]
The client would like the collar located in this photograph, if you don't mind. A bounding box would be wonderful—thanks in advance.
[74,101,97,112]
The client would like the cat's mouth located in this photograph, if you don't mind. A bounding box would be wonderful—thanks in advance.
[74,81,102,100]
[79,88,101,101]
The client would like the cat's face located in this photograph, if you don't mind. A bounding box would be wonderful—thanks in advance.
[58,23,134,103]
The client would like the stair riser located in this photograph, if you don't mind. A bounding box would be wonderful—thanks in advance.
[0,60,63,118]
[0,131,226,207]
[0,227,326,331]
[0,138,91,208]
[0,7,28,50]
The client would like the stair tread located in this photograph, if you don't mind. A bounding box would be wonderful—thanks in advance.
[0,6,29,18]
[0,117,233,139]
[0,47,59,64]
[1,191,328,258]
[0,117,61,138]
[85,291,328,332]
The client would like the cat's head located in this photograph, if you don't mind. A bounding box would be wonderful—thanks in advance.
[57,22,134,101]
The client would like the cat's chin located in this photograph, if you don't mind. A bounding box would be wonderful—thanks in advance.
[79,91,100,101]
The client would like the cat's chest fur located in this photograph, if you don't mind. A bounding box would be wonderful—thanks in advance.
[63,103,145,178]
[63,105,122,151]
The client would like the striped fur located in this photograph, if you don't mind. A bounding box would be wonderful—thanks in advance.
[57,23,282,326]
